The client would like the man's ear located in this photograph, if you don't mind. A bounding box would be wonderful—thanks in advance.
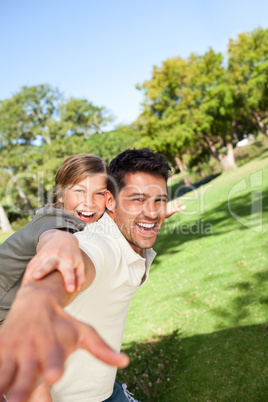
[105,190,116,211]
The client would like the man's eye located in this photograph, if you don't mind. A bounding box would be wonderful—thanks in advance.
[133,198,144,202]
[96,192,105,196]
[156,198,167,203]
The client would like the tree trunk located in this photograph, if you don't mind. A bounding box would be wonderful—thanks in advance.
[43,126,52,145]
[218,140,238,171]
[0,204,12,232]
[204,135,237,171]
[8,170,34,215]
[174,155,184,172]
[174,155,192,185]
[252,110,268,137]
[93,115,102,134]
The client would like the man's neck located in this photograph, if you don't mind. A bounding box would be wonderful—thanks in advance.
[107,210,114,221]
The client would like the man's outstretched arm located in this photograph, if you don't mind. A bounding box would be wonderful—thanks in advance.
[0,261,129,402]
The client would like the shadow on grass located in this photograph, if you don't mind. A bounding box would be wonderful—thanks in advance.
[118,324,268,402]
[215,269,268,326]
[195,269,268,328]
[154,188,268,260]
[168,173,221,200]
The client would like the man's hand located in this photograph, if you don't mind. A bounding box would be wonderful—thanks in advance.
[22,230,85,293]
[0,277,129,402]
[166,201,186,219]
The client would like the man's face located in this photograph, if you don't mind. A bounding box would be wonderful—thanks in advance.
[110,172,168,254]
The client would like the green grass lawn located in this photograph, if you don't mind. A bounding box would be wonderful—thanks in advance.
[117,149,268,401]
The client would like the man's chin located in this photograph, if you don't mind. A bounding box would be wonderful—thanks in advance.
[135,237,157,251]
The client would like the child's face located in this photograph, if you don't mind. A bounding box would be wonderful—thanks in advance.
[59,174,107,224]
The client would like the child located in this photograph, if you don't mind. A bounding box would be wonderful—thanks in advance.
[0,154,109,322]
[0,153,108,401]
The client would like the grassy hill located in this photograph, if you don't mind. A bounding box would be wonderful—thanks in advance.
[118,147,268,401]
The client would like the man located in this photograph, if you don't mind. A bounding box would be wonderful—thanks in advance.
[0,148,171,401]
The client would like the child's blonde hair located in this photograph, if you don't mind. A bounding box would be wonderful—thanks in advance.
[51,154,108,208]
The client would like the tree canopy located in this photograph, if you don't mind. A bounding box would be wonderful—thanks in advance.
[136,27,268,172]
[0,85,138,227]
[0,27,267,230]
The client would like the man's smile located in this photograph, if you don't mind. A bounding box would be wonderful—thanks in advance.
[135,221,159,235]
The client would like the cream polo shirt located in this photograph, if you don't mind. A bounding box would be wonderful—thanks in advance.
[50,213,156,402]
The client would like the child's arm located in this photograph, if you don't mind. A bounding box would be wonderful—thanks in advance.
[166,201,186,219]
[22,229,85,292]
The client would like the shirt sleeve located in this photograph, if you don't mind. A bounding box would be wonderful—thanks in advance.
[31,207,85,246]
[74,230,119,288]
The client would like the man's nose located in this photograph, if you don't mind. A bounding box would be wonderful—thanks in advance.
[143,199,158,218]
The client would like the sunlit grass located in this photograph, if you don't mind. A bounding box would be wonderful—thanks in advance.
[0,231,13,244]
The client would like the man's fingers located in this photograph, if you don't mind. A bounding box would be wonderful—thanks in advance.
[77,322,129,369]
[41,345,65,384]
[36,322,68,385]
[0,358,17,397]
[7,359,38,402]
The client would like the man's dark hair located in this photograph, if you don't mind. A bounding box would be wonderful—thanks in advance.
[107,148,171,198]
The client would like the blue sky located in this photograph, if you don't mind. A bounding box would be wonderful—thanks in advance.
[0,0,267,127]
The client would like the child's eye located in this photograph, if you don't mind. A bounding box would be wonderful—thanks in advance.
[75,189,84,193]
[96,192,105,196]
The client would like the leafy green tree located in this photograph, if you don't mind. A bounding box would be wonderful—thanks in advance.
[0,85,116,217]
[60,98,113,137]
[136,49,238,172]
[82,125,140,162]
[136,57,195,172]
[0,84,62,147]
[228,27,268,137]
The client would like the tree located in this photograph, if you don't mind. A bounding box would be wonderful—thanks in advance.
[0,85,115,216]
[82,125,140,162]
[136,57,195,174]
[0,84,62,147]
[60,98,113,137]
[136,49,238,172]
[228,27,268,137]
